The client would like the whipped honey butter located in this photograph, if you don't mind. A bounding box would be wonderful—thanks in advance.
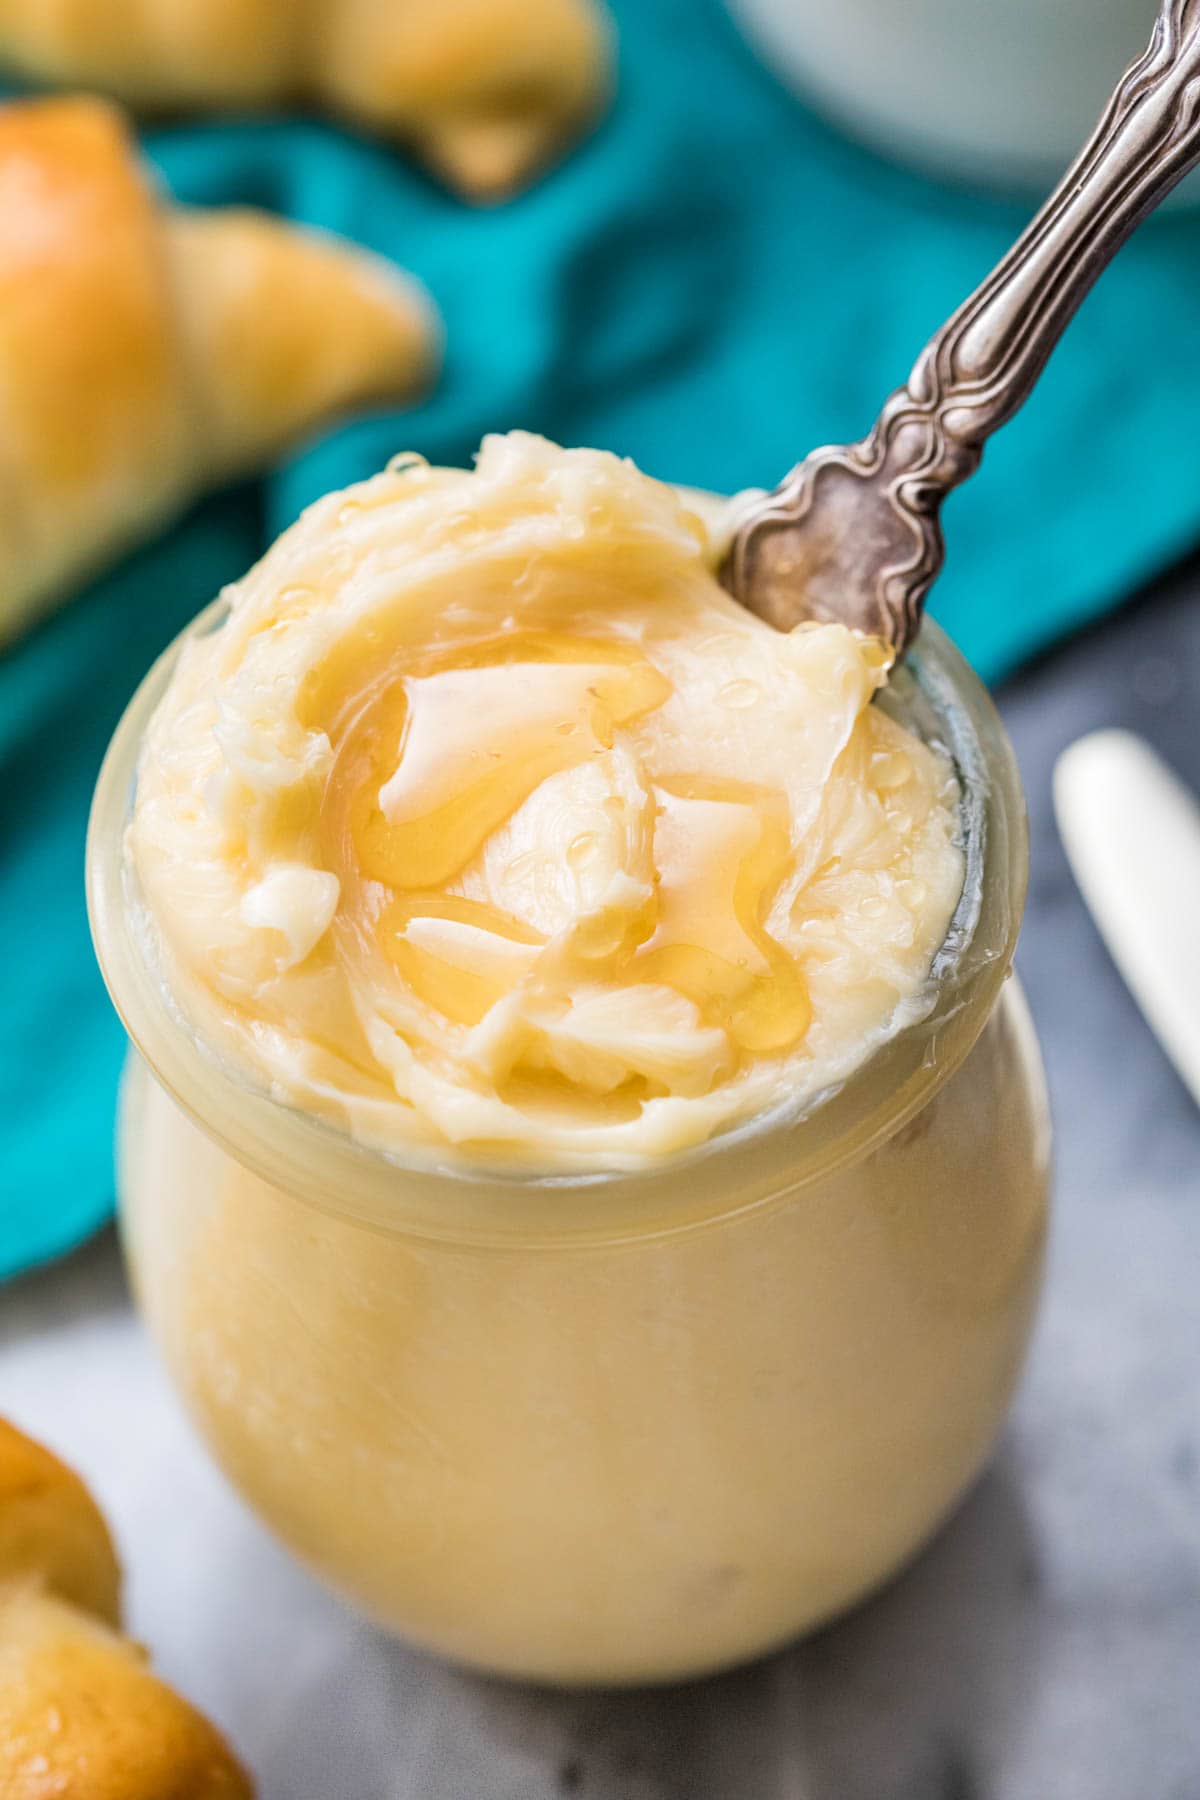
[129,432,964,1167]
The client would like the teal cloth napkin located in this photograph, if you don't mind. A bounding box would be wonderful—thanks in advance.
[3,0,1199,1278]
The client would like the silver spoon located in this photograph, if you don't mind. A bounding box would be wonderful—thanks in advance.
[721,0,1200,656]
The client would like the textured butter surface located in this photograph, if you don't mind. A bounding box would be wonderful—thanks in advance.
[130,434,963,1167]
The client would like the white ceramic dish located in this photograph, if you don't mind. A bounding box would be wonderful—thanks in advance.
[729,0,1181,192]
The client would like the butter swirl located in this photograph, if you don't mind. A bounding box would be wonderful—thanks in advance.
[130,433,964,1166]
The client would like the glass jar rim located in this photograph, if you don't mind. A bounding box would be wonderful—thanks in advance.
[87,599,1027,1250]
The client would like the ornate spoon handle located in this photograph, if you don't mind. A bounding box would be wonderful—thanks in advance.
[722,0,1200,654]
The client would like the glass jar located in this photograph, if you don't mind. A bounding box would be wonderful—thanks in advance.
[88,604,1050,1687]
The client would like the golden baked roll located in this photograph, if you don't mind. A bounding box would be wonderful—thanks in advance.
[0,1590,252,1799]
[0,1416,120,1625]
[0,0,613,198]
[0,96,437,645]
[0,1418,253,1797]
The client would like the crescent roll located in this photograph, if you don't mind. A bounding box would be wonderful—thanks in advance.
[0,0,613,197]
[0,1416,253,1797]
[0,96,436,643]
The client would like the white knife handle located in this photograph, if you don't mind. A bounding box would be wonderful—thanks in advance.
[1055,729,1200,1109]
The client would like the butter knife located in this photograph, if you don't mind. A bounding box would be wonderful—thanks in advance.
[1054,729,1200,1108]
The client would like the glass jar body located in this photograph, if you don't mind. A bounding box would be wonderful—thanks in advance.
[119,977,1048,1686]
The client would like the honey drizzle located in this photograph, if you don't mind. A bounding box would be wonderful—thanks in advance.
[319,629,813,1064]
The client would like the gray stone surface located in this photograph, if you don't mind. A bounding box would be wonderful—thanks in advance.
[2,575,1198,1799]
